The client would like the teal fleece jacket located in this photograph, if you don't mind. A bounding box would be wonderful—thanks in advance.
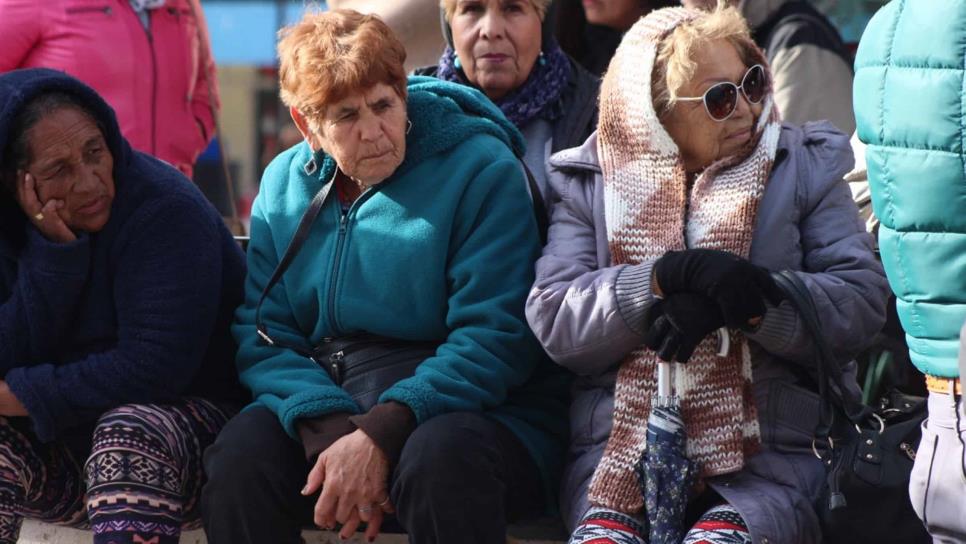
[233,77,569,502]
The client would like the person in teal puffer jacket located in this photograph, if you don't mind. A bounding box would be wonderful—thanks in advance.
[854,0,966,538]
[200,10,569,544]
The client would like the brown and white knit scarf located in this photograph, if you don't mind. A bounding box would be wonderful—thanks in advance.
[587,7,782,514]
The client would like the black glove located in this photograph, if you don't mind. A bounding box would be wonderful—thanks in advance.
[653,249,783,329]
[642,293,726,363]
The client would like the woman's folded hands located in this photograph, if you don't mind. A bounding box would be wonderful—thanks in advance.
[645,249,784,362]
[643,293,725,363]
[302,429,394,541]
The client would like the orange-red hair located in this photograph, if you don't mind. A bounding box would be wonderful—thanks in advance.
[277,9,407,118]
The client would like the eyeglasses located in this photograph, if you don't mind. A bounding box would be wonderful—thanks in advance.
[676,64,768,122]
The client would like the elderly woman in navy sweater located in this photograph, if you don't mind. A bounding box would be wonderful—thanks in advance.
[0,69,246,544]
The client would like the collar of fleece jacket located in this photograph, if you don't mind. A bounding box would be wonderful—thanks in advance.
[306,76,527,185]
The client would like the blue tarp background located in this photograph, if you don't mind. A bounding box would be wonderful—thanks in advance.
[202,1,326,65]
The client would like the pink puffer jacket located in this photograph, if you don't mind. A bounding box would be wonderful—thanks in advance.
[0,0,218,177]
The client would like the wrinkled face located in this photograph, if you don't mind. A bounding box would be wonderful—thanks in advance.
[661,39,763,173]
[301,83,407,187]
[450,0,543,101]
[22,107,115,232]
[582,0,646,31]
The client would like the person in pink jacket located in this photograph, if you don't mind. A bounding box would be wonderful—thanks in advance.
[0,0,219,177]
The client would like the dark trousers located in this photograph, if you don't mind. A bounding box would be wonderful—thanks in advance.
[201,406,545,544]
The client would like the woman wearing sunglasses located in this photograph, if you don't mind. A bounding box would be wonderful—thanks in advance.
[526,5,889,544]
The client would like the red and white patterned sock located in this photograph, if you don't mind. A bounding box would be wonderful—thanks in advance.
[569,507,648,544]
[682,503,752,544]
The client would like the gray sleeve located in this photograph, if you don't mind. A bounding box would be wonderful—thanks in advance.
[525,171,653,376]
[749,127,890,364]
[771,44,856,135]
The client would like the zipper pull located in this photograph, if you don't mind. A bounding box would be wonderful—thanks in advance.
[329,350,344,385]
[339,212,348,234]
[900,442,916,461]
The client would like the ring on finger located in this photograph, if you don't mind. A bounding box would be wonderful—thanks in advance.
[378,497,390,506]
[358,505,373,514]
[34,213,44,221]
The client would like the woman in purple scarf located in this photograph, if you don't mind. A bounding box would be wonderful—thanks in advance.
[416,0,598,209]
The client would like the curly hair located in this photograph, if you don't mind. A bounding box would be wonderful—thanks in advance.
[277,9,407,120]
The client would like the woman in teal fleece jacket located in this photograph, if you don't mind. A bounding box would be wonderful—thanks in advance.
[201,10,569,544]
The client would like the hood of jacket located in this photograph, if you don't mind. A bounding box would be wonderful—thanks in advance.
[0,68,131,177]
[308,76,526,184]
[0,68,134,242]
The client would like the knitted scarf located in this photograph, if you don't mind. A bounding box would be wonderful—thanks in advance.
[436,41,571,127]
[586,7,782,514]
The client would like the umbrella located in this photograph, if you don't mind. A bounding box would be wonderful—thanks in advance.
[636,328,727,544]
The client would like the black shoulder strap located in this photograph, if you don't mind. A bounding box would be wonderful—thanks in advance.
[771,270,870,430]
[255,177,335,350]
[521,161,549,245]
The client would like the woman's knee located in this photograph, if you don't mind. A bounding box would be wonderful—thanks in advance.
[85,403,202,497]
[203,406,305,499]
[0,416,35,483]
[397,413,496,475]
[88,404,185,467]
[392,412,504,502]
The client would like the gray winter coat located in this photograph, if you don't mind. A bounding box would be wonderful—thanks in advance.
[525,122,890,544]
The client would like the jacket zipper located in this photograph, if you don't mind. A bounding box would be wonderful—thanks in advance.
[326,187,376,335]
[900,442,916,461]
[328,350,344,385]
[144,24,159,155]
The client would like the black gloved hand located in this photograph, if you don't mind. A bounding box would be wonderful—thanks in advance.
[653,249,783,329]
[642,293,726,363]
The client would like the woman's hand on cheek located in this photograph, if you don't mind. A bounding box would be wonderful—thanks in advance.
[17,173,75,244]
[0,381,27,417]
[303,428,392,539]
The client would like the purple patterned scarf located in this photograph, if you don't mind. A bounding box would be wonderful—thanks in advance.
[436,41,572,127]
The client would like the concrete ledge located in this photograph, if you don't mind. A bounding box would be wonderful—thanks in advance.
[19,519,567,543]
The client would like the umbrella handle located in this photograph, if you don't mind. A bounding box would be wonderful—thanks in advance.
[715,327,730,357]
[658,362,673,398]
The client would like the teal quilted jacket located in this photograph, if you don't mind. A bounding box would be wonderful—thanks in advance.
[854,0,966,378]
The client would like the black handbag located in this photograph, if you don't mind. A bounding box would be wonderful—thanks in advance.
[771,270,930,544]
[299,333,436,411]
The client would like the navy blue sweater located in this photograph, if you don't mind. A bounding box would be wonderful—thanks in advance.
[0,69,246,442]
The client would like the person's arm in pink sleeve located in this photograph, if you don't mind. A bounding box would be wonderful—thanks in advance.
[0,0,44,72]
[187,0,218,151]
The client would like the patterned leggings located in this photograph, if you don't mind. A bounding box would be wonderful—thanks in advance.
[0,399,231,544]
[570,503,752,544]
